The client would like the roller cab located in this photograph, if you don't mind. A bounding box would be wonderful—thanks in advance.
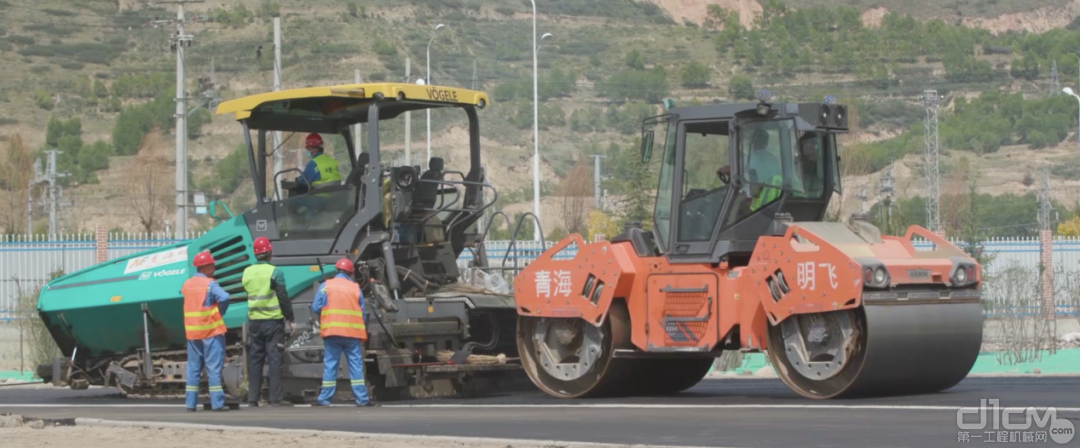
[514,97,983,399]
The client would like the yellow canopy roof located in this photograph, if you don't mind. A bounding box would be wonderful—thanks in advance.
[215,83,490,121]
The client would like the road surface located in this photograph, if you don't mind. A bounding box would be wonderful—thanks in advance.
[2,377,1077,447]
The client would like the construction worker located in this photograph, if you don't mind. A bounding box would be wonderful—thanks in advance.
[296,133,342,189]
[181,250,230,412]
[242,237,294,407]
[717,128,782,211]
[310,258,375,407]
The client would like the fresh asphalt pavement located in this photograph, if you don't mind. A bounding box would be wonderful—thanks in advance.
[1,377,1078,448]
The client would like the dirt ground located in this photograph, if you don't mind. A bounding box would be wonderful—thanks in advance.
[1,424,617,448]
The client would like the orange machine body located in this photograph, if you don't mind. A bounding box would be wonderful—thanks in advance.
[513,223,979,354]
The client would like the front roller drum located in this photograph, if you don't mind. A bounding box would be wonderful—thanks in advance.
[767,300,983,399]
[517,302,636,398]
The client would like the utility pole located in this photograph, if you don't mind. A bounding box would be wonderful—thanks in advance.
[855,184,868,214]
[271,15,283,200]
[404,57,411,166]
[878,159,895,233]
[160,0,202,239]
[1050,59,1060,97]
[26,179,33,238]
[354,69,362,155]
[32,150,69,239]
[921,89,942,235]
[1037,167,1055,347]
[589,155,606,210]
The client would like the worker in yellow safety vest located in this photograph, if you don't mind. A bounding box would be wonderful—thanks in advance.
[310,258,376,407]
[241,237,294,407]
[181,250,230,412]
[297,133,342,188]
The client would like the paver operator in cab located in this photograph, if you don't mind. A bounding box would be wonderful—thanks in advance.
[296,133,341,189]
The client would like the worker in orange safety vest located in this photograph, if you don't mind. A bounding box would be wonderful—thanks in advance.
[310,257,375,407]
[181,250,231,412]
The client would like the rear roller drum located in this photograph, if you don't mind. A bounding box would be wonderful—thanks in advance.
[518,302,714,398]
[767,302,983,399]
[517,302,634,398]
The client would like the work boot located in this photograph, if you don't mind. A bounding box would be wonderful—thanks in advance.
[270,401,293,407]
[356,402,380,408]
[247,402,259,408]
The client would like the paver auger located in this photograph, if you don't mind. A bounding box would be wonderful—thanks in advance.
[514,100,984,399]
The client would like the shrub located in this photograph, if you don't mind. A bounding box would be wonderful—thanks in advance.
[33,90,53,110]
[373,38,397,56]
[681,61,710,88]
[597,67,669,103]
[728,74,755,101]
[42,8,76,17]
[58,61,84,70]
[6,35,33,45]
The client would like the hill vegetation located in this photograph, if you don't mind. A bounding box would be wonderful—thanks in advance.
[0,0,1078,239]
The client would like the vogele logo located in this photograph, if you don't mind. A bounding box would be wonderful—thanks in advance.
[956,399,1074,444]
[138,268,186,280]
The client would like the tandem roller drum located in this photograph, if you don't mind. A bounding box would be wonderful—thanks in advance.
[767,298,984,399]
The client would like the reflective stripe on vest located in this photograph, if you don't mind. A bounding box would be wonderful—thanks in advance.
[182,277,226,340]
[242,264,283,320]
[319,277,367,341]
[311,154,341,187]
[751,174,783,211]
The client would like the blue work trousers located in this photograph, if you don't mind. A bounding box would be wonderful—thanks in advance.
[185,335,226,410]
[316,336,370,406]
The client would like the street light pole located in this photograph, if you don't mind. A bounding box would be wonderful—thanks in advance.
[426,23,445,171]
[1065,87,1080,209]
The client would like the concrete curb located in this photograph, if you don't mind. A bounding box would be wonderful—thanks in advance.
[73,418,725,448]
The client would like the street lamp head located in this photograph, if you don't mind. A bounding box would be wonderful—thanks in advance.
[435,23,445,31]
[541,32,554,40]
[1065,87,1075,96]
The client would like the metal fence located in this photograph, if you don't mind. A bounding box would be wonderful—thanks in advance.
[3,234,1080,320]
[0,233,199,320]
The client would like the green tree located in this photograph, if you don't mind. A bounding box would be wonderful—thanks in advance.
[209,143,250,194]
[597,67,668,103]
[187,108,213,139]
[625,49,645,70]
[728,74,755,101]
[34,90,53,110]
[113,107,151,156]
[45,116,64,147]
[78,141,112,172]
[93,79,109,99]
[680,61,710,88]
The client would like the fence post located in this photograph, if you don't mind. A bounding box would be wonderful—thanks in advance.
[1039,228,1055,350]
[95,225,108,263]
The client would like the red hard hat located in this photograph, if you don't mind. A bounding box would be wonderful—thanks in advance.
[305,133,323,148]
[252,237,272,255]
[193,250,215,268]
[335,257,354,273]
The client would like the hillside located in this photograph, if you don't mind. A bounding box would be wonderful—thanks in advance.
[1,0,1079,238]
